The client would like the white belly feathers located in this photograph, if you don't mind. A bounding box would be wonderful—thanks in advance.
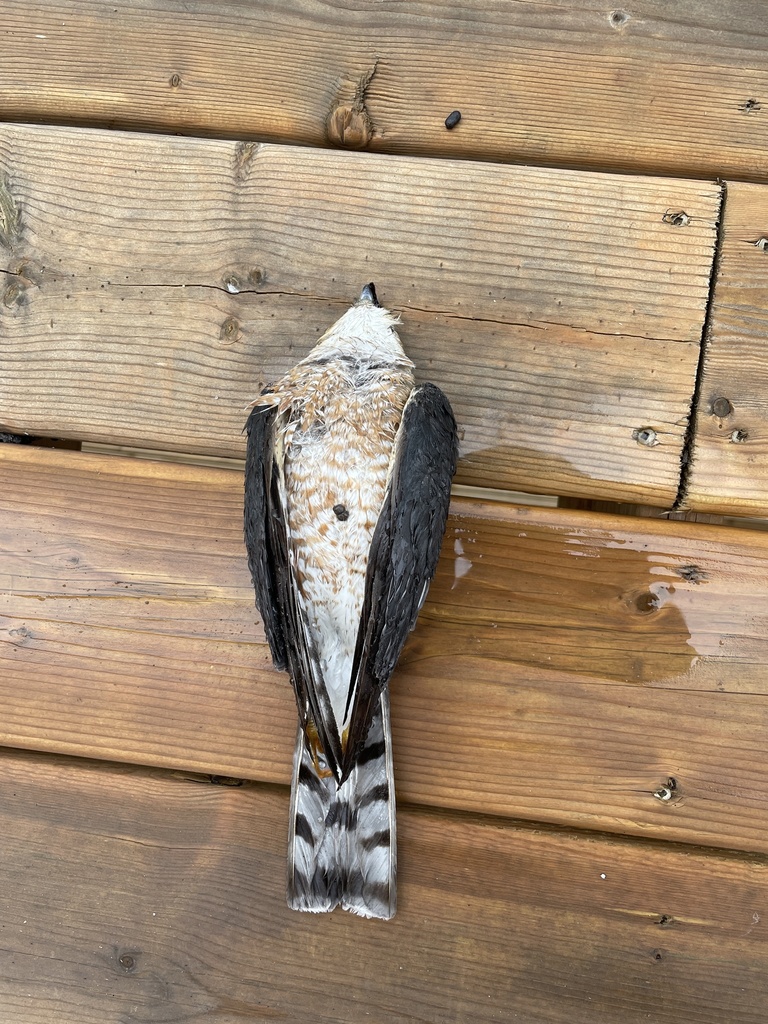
[282,359,414,731]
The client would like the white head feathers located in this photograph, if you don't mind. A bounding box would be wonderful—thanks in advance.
[301,285,412,367]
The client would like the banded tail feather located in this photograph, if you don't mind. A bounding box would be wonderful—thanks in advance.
[287,693,396,920]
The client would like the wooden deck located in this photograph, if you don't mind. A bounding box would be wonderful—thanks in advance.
[3,3,768,1021]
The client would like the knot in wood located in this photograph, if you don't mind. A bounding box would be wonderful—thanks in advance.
[220,317,240,344]
[0,172,23,251]
[633,591,658,614]
[326,105,373,149]
[3,281,23,307]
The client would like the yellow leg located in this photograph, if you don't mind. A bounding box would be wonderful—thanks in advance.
[305,720,334,779]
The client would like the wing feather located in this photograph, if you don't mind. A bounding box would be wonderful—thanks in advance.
[244,403,344,778]
[243,404,287,669]
[341,382,458,780]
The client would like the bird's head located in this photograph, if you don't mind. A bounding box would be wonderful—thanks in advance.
[302,283,413,367]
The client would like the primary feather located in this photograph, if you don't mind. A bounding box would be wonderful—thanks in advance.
[244,284,457,919]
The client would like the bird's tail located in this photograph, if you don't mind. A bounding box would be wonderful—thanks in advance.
[287,692,397,919]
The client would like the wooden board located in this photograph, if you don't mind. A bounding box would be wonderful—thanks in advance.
[684,181,768,516]
[2,747,768,1024]
[0,124,720,504]
[3,2,768,183]
[5,444,768,854]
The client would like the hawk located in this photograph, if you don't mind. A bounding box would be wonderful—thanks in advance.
[244,284,457,919]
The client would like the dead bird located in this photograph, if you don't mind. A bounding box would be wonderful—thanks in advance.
[244,283,457,919]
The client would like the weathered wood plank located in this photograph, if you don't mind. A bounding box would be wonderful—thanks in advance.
[3,1,768,183]
[685,181,768,516]
[4,445,768,854]
[0,124,719,504]
[2,747,768,1024]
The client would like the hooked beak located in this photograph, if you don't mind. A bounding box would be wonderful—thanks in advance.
[358,282,380,307]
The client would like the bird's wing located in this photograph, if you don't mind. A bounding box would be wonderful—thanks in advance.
[244,403,288,669]
[244,403,344,777]
[341,382,458,781]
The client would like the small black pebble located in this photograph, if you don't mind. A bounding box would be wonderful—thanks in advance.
[333,504,350,522]
[444,110,461,130]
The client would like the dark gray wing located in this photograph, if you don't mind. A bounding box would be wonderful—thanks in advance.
[244,404,288,669]
[341,382,458,781]
[244,403,345,779]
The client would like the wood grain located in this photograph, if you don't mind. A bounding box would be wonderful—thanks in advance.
[3,1,768,183]
[0,123,719,504]
[2,747,768,1024]
[684,181,768,516]
[5,445,768,854]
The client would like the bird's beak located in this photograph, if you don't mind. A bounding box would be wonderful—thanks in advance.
[358,282,380,307]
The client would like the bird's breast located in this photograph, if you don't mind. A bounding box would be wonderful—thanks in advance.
[281,360,413,723]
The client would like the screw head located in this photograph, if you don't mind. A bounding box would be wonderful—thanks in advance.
[663,210,691,227]
[712,397,733,418]
[653,776,678,802]
[633,427,659,447]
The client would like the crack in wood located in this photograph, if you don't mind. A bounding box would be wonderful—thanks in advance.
[673,180,728,510]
